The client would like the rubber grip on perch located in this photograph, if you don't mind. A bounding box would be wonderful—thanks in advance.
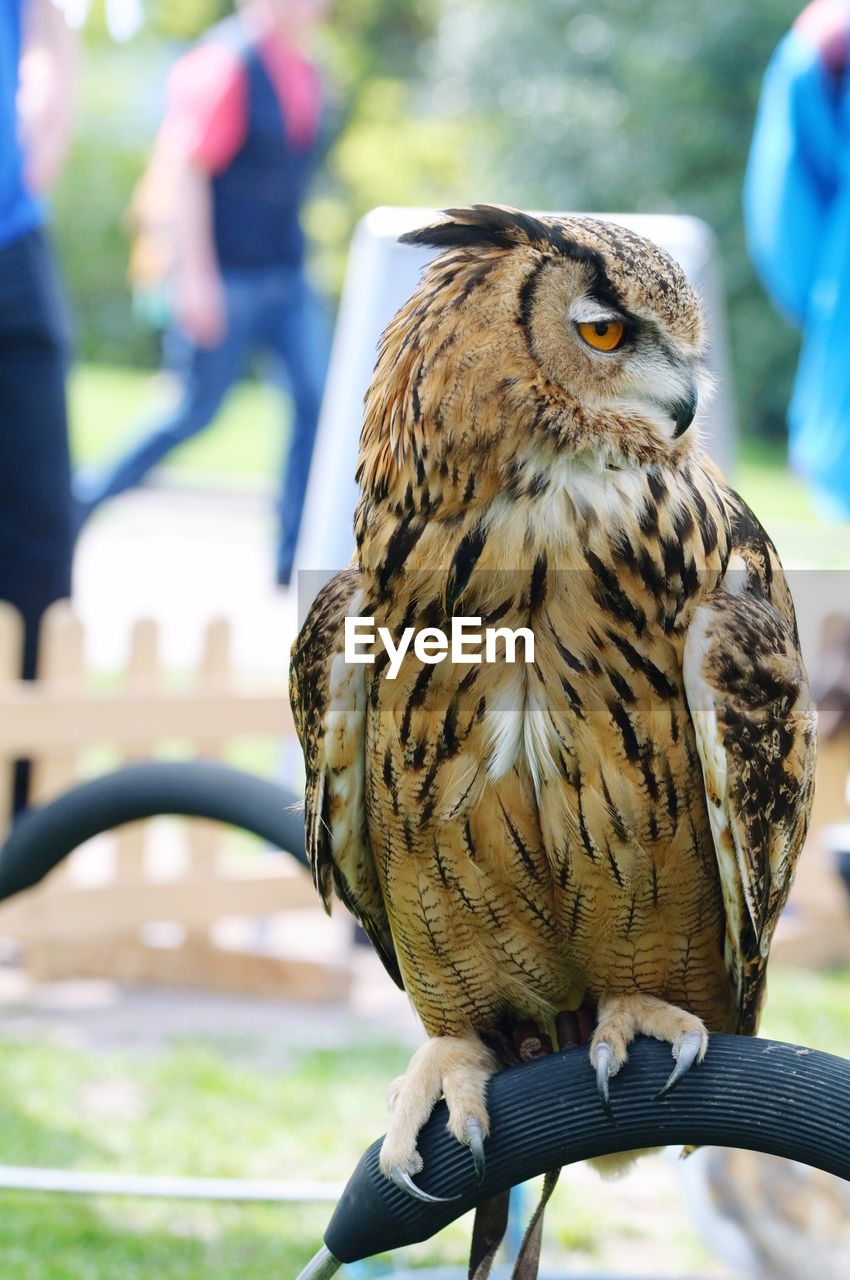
[323,1034,850,1263]
[0,760,307,902]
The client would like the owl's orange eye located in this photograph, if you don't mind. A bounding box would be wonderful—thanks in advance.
[577,320,626,352]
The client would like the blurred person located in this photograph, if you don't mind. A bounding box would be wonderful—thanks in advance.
[0,0,76,811]
[74,0,331,587]
[744,0,850,519]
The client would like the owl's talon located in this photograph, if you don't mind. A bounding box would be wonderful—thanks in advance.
[594,1042,615,1119]
[387,1167,459,1204]
[656,1031,705,1098]
[380,1034,497,1202]
[464,1117,486,1182]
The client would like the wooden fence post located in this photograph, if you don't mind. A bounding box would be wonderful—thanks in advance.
[115,617,161,880]
[29,601,86,809]
[187,617,232,878]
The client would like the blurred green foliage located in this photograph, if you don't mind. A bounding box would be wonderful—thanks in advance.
[55,0,804,437]
[54,0,457,366]
[53,39,170,367]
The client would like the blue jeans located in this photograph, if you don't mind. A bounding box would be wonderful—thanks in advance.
[75,263,328,583]
[0,227,73,810]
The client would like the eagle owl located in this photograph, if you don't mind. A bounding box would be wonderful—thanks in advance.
[290,206,816,1198]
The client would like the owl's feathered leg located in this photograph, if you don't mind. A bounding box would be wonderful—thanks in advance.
[379,1033,500,1200]
[590,993,708,1112]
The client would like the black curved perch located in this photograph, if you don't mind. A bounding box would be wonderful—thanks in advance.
[2,772,847,1279]
[297,1034,850,1277]
[0,760,307,903]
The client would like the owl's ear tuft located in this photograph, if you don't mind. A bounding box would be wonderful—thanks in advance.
[399,205,550,253]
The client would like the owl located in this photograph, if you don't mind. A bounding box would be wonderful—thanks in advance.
[290,205,816,1201]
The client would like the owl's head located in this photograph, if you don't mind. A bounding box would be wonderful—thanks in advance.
[360,205,708,506]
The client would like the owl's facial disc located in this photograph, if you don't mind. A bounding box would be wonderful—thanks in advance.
[526,255,705,451]
[607,332,701,443]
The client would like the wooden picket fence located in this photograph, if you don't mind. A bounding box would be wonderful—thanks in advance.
[0,600,350,1000]
[0,596,847,992]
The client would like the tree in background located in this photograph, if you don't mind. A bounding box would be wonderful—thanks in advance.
[422,0,804,440]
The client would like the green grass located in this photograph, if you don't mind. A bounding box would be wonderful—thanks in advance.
[735,435,815,524]
[759,967,850,1057]
[0,1192,333,1280]
[735,436,850,566]
[0,1039,414,1277]
[0,967,846,1277]
[69,364,288,483]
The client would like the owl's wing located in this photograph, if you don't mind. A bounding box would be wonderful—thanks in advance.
[289,569,402,988]
[683,495,817,1032]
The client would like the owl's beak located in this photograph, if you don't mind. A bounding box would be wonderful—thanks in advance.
[668,377,698,438]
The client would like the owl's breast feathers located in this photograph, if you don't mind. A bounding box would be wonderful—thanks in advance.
[291,446,815,1040]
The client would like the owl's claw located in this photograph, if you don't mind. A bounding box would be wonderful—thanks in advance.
[590,995,707,1116]
[387,1167,459,1204]
[594,1042,615,1119]
[656,1031,704,1098]
[464,1117,486,1182]
[380,1034,497,1202]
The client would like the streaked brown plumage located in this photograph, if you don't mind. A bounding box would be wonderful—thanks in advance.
[290,206,816,1193]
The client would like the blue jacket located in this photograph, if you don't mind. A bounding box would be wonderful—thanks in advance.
[744,14,850,516]
[0,0,42,249]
